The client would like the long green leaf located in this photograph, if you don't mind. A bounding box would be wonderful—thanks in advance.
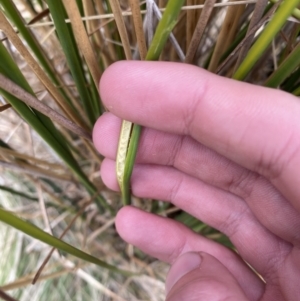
[119,0,185,205]
[233,0,300,80]
[1,1,74,109]
[0,185,38,201]
[264,42,300,88]
[0,42,107,211]
[46,0,99,125]
[270,0,300,19]
[145,0,185,61]
[282,67,300,92]
[292,85,300,96]
[0,208,132,276]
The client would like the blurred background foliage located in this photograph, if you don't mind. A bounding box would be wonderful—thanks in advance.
[0,0,299,300]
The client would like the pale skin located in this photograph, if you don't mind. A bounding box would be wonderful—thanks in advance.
[93,61,300,301]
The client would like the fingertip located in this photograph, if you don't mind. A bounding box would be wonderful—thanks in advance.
[100,158,119,191]
[166,252,249,301]
[165,252,202,294]
[92,113,122,157]
[99,61,134,110]
[115,206,142,238]
[115,206,160,247]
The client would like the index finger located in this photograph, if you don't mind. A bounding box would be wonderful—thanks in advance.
[99,61,300,211]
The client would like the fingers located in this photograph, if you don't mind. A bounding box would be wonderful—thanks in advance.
[116,206,264,301]
[99,61,300,212]
[103,159,292,278]
[166,252,249,301]
[94,114,300,245]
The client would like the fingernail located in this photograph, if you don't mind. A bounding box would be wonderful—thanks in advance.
[165,252,202,294]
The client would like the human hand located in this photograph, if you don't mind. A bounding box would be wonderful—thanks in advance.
[93,61,300,301]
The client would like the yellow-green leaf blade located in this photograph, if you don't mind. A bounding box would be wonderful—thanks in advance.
[233,0,300,80]
[0,208,132,276]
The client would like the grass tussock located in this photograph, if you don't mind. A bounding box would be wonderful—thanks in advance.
[0,0,299,300]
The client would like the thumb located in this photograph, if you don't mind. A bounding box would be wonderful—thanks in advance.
[166,252,249,301]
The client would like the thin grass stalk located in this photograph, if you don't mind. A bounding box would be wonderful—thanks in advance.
[292,85,300,96]
[186,0,196,51]
[0,208,133,275]
[208,0,245,72]
[270,0,300,19]
[0,160,74,183]
[0,10,87,130]
[146,0,154,47]
[62,0,102,88]
[145,0,185,60]
[264,42,300,88]
[0,262,87,291]
[233,0,300,80]
[185,0,217,64]
[0,290,18,301]
[0,41,70,154]
[0,42,107,211]
[0,103,11,112]
[0,74,92,140]
[94,0,118,61]
[280,63,300,92]
[234,0,269,71]
[158,0,166,8]
[109,0,133,60]
[46,0,97,125]
[279,23,300,64]
[22,2,265,28]
[83,0,110,68]
[129,0,147,59]
[194,0,205,23]
[0,185,38,202]
[152,3,185,61]
[0,147,65,170]
[170,10,185,61]
[32,198,94,284]
[63,1,103,118]
[217,2,279,75]
[1,0,87,129]
[27,8,51,25]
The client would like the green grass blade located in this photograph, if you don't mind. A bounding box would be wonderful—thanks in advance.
[282,67,300,92]
[0,42,107,211]
[292,85,300,96]
[264,43,300,88]
[233,0,300,81]
[0,208,132,276]
[0,185,38,201]
[122,124,141,205]
[46,0,98,125]
[270,0,300,19]
[120,0,185,204]
[145,0,185,61]
[1,1,76,110]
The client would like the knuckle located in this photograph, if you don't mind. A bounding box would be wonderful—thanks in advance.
[226,169,261,200]
[167,233,187,264]
[263,242,291,279]
[255,130,300,181]
[218,205,251,239]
